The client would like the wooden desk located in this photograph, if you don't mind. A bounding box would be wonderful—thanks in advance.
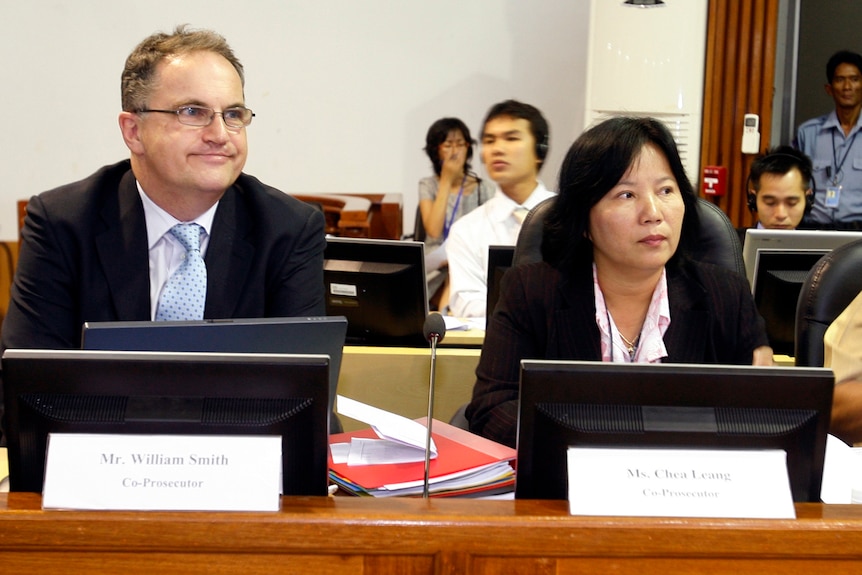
[439,327,485,348]
[337,346,479,431]
[292,193,403,240]
[0,241,17,329]
[2,494,862,574]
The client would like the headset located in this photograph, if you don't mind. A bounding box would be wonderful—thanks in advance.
[746,179,814,214]
[536,133,549,162]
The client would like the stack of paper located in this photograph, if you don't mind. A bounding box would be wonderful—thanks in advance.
[329,396,516,497]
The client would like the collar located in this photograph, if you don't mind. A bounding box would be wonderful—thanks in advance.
[138,181,219,250]
[487,180,551,222]
[824,109,862,136]
[593,263,671,363]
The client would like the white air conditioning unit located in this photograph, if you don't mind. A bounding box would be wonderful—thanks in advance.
[584,0,708,183]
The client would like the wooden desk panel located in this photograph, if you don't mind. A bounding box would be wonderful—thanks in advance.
[0,241,18,328]
[2,494,862,574]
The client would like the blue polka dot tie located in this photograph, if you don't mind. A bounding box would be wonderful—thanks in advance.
[156,223,207,321]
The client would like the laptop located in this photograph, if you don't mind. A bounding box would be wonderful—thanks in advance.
[81,316,348,432]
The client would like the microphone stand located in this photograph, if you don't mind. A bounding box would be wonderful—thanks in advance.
[423,330,440,498]
[421,313,446,499]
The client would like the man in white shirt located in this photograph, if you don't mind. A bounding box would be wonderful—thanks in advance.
[446,100,556,318]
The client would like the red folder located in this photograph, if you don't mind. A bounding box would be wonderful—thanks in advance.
[328,418,515,492]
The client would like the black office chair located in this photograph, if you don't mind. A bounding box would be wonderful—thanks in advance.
[406,206,427,242]
[513,196,745,275]
[794,239,862,367]
[449,196,746,429]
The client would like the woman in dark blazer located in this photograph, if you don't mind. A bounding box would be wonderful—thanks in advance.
[466,117,772,448]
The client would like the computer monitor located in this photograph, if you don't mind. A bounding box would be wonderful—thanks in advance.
[323,237,428,346]
[80,316,347,432]
[1,349,330,495]
[515,360,833,502]
[485,245,515,318]
[743,229,862,355]
[742,228,862,286]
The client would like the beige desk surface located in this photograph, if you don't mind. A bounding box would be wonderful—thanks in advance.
[439,327,484,347]
[337,346,480,432]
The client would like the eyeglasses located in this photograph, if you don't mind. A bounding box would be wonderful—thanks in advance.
[137,105,255,129]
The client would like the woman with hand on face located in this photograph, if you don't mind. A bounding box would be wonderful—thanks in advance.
[418,118,494,310]
[466,116,773,447]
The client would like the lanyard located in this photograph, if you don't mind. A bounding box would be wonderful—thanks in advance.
[830,128,859,184]
[442,174,467,240]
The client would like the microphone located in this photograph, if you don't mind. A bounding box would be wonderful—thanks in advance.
[422,312,446,498]
[423,312,446,345]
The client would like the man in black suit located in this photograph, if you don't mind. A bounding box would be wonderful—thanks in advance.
[2,25,325,351]
[0,27,325,438]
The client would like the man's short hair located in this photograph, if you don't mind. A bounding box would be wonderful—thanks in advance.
[826,50,862,83]
[481,100,550,167]
[748,146,813,193]
[121,25,244,112]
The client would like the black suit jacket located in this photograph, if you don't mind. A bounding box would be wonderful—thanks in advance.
[466,259,769,447]
[1,160,326,351]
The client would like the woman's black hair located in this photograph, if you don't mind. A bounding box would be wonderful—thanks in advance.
[542,116,699,272]
[423,117,475,176]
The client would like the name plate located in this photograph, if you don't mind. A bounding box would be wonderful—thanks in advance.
[43,434,282,511]
[567,447,795,519]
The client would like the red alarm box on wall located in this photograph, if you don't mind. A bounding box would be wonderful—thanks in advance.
[701,165,727,197]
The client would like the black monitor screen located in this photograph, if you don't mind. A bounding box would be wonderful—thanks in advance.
[324,237,428,346]
[1,349,330,495]
[753,251,827,355]
[486,245,515,319]
[80,316,347,433]
[516,360,833,502]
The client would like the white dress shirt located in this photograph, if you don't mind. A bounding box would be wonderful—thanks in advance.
[138,183,218,320]
[446,181,556,318]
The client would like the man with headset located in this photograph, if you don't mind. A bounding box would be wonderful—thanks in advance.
[446,100,556,318]
[742,146,814,241]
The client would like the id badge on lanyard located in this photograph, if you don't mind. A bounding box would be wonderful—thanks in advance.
[826,185,842,208]
[828,128,859,208]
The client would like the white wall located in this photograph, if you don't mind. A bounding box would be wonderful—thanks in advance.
[584,0,707,184]
[0,0,590,241]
